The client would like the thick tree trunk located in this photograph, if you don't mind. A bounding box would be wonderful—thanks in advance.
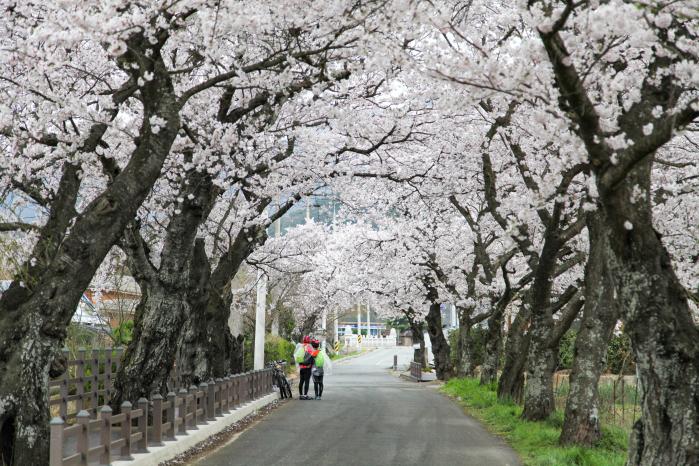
[481,290,511,386]
[560,211,618,446]
[599,159,699,465]
[425,302,453,381]
[521,321,557,420]
[0,315,60,466]
[0,45,179,465]
[522,228,566,421]
[178,228,265,383]
[408,319,427,368]
[112,175,217,407]
[111,287,188,405]
[498,306,530,403]
[456,312,475,377]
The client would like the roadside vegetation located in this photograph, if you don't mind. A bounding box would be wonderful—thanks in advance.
[443,378,628,466]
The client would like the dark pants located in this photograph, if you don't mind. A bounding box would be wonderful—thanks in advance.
[299,368,312,396]
[313,374,324,397]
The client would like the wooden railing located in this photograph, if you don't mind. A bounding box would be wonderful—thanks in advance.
[50,348,125,420]
[409,361,422,381]
[49,369,274,466]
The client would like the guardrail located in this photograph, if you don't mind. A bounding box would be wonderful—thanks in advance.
[49,369,274,466]
[409,361,422,381]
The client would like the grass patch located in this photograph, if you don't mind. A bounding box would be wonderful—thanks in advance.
[330,350,361,360]
[442,378,629,466]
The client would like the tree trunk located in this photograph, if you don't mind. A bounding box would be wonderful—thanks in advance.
[481,290,511,386]
[498,306,530,403]
[456,311,475,377]
[178,227,266,383]
[111,286,188,405]
[0,45,179,465]
[521,320,557,420]
[599,159,699,465]
[112,174,217,407]
[408,319,427,368]
[560,211,618,446]
[522,228,565,421]
[425,302,453,380]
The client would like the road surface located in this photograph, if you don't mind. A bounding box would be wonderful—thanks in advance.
[194,347,520,466]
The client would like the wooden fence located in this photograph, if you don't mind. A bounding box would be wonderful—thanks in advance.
[409,361,422,381]
[50,369,274,466]
[50,348,206,421]
[50,348,125,420]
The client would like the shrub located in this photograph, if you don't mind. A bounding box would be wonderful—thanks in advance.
[606,332,635,374]
[449,325,487,367]
[265,334,296,364]
[243,334,296,371]
[557,329,577,370]
[112,320,134,346]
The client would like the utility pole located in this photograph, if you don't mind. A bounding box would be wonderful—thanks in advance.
[356,303,361,338]
[334,311,339,343]
[270,213,281,337]
[321,307,327,352]
[367,303,371,338]
[254,269,267,370]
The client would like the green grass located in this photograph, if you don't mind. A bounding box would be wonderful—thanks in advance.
[330,350,361,360]
[442,378,629,466]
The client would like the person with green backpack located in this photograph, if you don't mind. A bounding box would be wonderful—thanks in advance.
[310,338,332,400]
[294,335,316,400]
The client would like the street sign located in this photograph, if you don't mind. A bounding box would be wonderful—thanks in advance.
[334,340,340,352]
[358,334,362,344]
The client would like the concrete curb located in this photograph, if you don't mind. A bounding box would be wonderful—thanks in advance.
[399,373,421,383]
[112,392,279,466]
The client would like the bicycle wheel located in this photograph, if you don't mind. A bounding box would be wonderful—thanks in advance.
[283,378,292,399]
[274,373,286,398]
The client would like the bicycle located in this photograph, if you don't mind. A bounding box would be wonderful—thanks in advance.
[268,360,293,399]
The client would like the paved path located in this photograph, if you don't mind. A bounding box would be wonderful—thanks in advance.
[194,348,520,466]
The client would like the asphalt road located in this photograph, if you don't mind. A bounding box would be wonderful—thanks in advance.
[194,347,521,466]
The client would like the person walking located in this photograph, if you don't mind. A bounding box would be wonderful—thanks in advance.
[294,335,318,400]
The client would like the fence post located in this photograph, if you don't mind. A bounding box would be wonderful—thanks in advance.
[219,377,228,415]
[137,398,149,452]
[227,376,234,410]
[105,349,113,402]
[227,375,234,408]
[120,401,133,459]
[59,375,68,419]
[152,394,164,445]
[91,350,100,411]
[77,410,90,466]
[49,417,64,466]
[205,381,215,420]
[188,386,199,428]
[166,392,177,439]
[246,372,252,402]
[215,379,223,416]
[232,375,239,408]
[77,348,86,413]
[178,388,188,435]
[99,405,112,465]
